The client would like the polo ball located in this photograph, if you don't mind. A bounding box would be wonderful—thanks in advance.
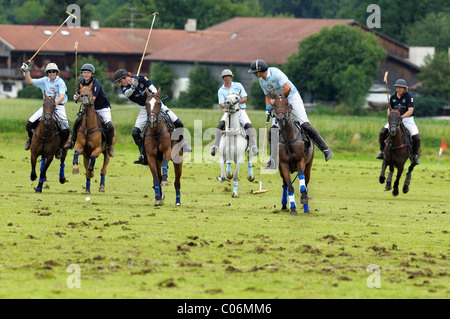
[86,197,91,202]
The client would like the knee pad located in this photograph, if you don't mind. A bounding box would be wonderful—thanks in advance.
[132,127,142,139]
[218,120,226,130]
[244,123,253,130]
[173,119,183,128]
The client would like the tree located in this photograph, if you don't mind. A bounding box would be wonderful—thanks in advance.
[406,12,450,52]
[248,80,266,109]
[177,63,218,108]
[284,24,386,110]
[150,62,174,98]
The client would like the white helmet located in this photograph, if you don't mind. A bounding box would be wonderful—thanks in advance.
[44,63,60,74]
[221,69,233,78]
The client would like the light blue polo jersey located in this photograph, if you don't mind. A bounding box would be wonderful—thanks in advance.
[258,67,298,98]
[33,76,68,104]
[218,82,248,109]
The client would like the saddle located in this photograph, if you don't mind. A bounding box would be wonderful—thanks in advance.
[293,120,312,149]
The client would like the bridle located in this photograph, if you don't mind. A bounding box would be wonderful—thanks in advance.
[273,95,292,126]
[387,109,407,150]
[146,93,163,129]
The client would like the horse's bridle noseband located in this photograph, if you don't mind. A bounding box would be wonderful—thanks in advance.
[146,94,162,128]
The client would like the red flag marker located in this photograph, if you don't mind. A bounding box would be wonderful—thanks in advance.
[441,139,447,151]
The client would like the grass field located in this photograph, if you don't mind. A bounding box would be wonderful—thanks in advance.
[0,99,448,299]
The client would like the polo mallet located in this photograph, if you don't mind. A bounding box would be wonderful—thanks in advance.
[26,11,77,65]
[74,40,78,92]
[384,71,390,106]
[253,115,270,194]
[136,12,159,76]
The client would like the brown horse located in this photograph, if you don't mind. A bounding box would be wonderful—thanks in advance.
[272,94,314,215]
[379,109,416,196]
[29,93,68,192]
[144,87,183,206]
[72,82,115,194]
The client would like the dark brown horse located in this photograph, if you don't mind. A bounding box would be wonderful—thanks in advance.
[272,94,314,215]
[29,93,68,192]
[144,87,183,206]
[72,82,115,194]
[379,109,416,196]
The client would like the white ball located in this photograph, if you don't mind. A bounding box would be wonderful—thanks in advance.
[85,197,91,202]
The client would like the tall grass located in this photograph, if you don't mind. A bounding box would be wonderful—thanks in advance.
[1,99,448,159]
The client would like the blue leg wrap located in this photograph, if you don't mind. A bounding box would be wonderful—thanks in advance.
[282,185,288,206]
[176,190,181,204]
[289,192,296,208]
[247,162,253,177]
[73,151,79,165]
[40,158,46,172]
[86,178,91,193]
[153,184,161,199]
[299,174,307,192]
[162,164,168,176]
[100,173,105,185]
[303,203,310,213]
[59,163,65,180]
[233,181,238,194]
[226,161,232,174]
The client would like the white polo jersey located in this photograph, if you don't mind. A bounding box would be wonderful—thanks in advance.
[258,67,298,98]
[33,76,68,104]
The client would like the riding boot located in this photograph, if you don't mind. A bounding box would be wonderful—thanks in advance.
[105,122,115,157]
[301,122,333,161]
[264,125,278,169]
[56,129,70,159]
[132,127,146,164]
[244,123,259,156]
[210,120,225,156]
[412,134,421,165]
[376,127,389,160]
[64,116,82,150]
[24,120,34,150]
[173,119,192,152]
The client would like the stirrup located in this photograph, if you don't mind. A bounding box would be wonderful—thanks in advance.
[250,145,259,156]
[55,148,62,159]
[64,140,74,150]
[376,151,384,160]
[134,154,144,164]
[413,155,420,165]
[181,141,192,152]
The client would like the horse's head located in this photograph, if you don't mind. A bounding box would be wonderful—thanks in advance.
[388,109,402,136]
[42,92,56,126]
[272,93,291,125]
[224,93,240,114]
[145,87,162,128]
[79,82,94,108]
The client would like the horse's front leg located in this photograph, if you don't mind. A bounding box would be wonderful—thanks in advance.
[160,150,171,186]
[148,158,163,206]
[59,149,67,184]
[30,153,38,182]
[297,168,309,213]
[279,164,297,216]
[82,155,92,194]
[36,155,53,193]
[403,163,415,194]
[392,164,404,196]
[379,160,387,184]
[98,152,111,192]
[173,162,182,206]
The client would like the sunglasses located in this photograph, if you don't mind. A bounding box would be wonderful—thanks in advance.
[47,70,57,73]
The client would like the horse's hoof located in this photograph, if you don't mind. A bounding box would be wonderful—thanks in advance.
[72,165,79,175]
[301,193,309,204]
[290,209,298,216]
[30,175,37,181]
[85,190,90,195]
[392,188,399,196]
[155,200,163,206]
[232,193,239,198]
[35,188,42,193]
[216,176,224,183]
[161,181,169,186]
[379,176,385,184]
[247,176,254,182]
[59,178,66,184]
[175,202,181,207]
[99,185,105,192]
[226,173,233,180]
[403,187,409,194]
[282,205,288,211]
[384,185,391,191]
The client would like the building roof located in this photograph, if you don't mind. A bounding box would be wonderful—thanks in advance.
[0,24,200,55]
[147,17,355,65]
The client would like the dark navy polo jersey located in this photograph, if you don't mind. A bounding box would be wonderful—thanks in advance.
[78,78,111,110]
[121,75,154,106]
[389,92,415,116]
